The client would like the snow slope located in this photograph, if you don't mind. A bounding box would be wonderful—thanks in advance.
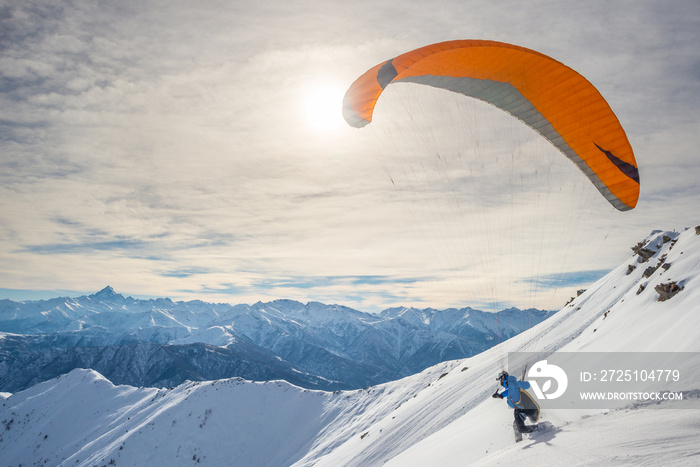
[1,370,340,466]
[381,228,700,467]
[1,228,699,466]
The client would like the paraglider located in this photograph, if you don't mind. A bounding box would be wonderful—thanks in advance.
[343,40,640,442]
[492,370,540,442]
[343,39,639,211]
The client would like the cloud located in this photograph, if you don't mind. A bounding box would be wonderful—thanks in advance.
[21,239,148,255]
[160,267,212,279]
[1,0,699,312]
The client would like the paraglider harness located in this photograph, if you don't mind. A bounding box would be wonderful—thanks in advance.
[492,371,538,434]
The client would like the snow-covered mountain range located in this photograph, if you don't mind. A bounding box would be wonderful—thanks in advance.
[2,228,698,466]
[0,287,551,392]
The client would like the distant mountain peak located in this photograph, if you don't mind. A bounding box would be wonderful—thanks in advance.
[92,286,119,298]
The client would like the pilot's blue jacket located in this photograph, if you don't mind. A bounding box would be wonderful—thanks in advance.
[499,375,531,409]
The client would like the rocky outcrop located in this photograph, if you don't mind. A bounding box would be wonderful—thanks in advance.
[631,241,656,262]
[655,282,684,302]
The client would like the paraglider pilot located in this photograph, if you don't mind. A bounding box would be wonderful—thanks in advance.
[492,370,539,436]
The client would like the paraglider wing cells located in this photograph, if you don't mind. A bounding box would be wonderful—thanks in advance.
[343,40,639,211]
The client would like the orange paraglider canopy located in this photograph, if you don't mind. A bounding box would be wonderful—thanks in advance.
[343,40,639,211]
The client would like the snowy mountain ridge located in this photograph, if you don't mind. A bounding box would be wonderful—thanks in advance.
[0,289,544,339]
[2,228,699,466]
[0,287,551,392]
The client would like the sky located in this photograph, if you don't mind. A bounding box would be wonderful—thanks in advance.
[1,0,699,312]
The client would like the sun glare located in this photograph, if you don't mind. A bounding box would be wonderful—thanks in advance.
[304,83,345,131]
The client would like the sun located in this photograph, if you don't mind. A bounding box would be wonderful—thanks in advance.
[303,83,346,131]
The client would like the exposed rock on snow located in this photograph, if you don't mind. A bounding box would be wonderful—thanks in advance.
[631,241,656,262]
[654,281,684,301]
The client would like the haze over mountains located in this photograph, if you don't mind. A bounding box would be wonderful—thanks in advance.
[0,288,551,392]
